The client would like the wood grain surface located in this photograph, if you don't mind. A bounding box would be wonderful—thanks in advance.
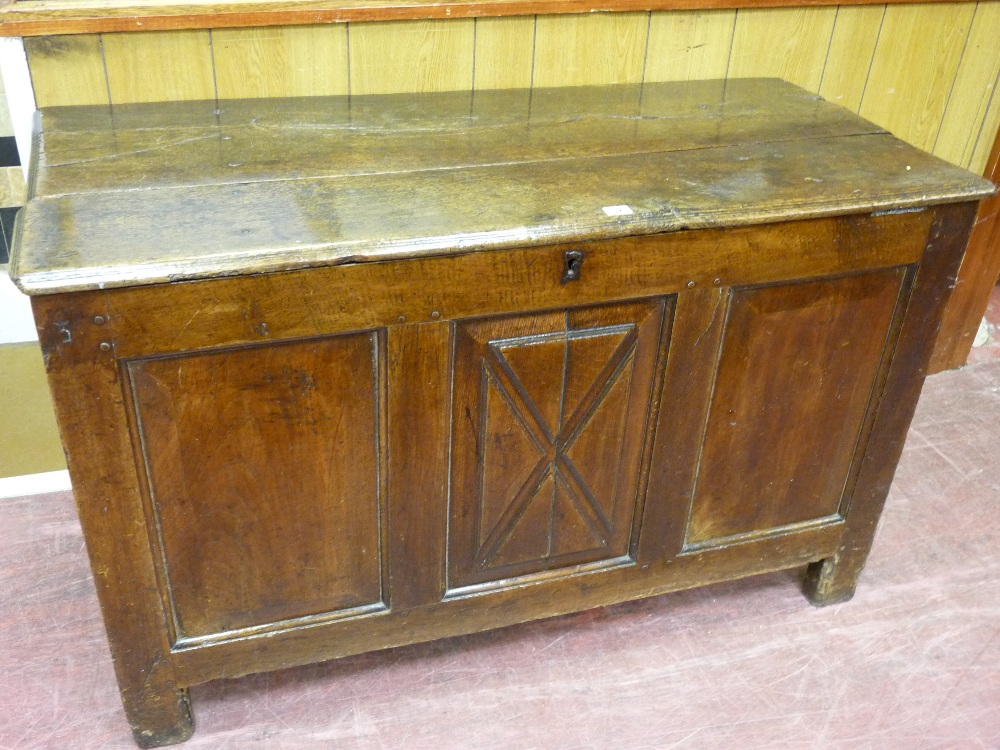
[10,79,993,295]
[816,5,884,112]
[31,292,195,747]
[29,79,869,197]
[448,299,668,590]
[531,13,648,87]
[102,30,217,104]
[128,333,386,642]
[804,201,978,603]
[23,35,110,108]
[931,2,1000,168]
[727,6,838,91]
[858,2,977,153]
[644,9,736,82]
[970,77,1000,175]
[93,212,932,361]
[20,4,1000,179]
[34,203,960,700]
[472,16,535,89]
[348,19,475,94]
[212,25,350,98]
[687,269,907,545]
[385,322,451,609]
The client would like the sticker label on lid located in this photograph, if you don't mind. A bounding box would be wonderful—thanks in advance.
[602,205,633,216]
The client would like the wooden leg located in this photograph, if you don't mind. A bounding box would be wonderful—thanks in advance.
[31,295,196,747]
[804,205,981,608]
[802,556,860,606]
[124,685,194,749]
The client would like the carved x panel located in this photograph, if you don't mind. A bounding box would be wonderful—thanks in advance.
[449,298,669,590]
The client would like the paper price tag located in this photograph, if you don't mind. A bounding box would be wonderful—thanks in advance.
[602,205,633,216]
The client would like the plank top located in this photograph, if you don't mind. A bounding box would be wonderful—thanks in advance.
[11,78,994,294]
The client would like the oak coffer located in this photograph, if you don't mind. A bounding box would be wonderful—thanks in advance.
[10,79,994,747]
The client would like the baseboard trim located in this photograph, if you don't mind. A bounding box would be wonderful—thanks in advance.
[0,469,71,499]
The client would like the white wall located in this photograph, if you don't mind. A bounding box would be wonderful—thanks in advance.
[0,38,34,180]
[0,267,36,343]
[0,37,36,344]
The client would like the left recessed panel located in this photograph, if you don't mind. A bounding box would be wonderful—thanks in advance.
[126,332,386,642]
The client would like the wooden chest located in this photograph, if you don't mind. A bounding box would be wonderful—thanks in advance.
[10,79,994,747]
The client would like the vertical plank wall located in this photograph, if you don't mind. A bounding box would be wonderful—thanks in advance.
[23,3,1000,175]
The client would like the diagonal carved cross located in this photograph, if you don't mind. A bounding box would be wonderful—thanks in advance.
[474,324,638,569]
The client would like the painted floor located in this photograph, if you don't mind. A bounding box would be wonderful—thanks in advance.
[967,284,1000,366]
[2,352,999,749]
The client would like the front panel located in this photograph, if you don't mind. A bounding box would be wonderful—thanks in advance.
[447,298,672,592]
[686,268,908,547]
[127,332,386,643]
[71,209,946,695]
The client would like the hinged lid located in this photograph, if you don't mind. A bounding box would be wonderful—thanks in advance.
[10,78,995,294]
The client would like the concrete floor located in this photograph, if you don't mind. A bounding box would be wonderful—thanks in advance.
[2,350,999,749]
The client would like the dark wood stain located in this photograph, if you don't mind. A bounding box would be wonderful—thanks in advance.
[930,125,1000,373]
[14,81,991,746]
[128,332,386,640]
[688,269,907,546]
[448,298,668,590]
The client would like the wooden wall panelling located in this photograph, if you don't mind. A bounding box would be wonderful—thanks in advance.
[348,19,475,95]
[858,2,976,152]
[472,16,535,89]
[727,7,838,92]
[644,10,737,82]
[24,34,109,107]
[817,5,885,113]
[969,79,1000,174]
[532,13,649,88]
[933,3,1000,168]
[212,25,349,98]
[102,29,216,103]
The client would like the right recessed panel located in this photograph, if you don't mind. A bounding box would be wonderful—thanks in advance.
[687,268,907,546]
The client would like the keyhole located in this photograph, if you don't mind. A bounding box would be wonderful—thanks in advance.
[562,250,584,284]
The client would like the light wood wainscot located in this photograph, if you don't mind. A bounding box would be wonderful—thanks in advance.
[10,79,994,747]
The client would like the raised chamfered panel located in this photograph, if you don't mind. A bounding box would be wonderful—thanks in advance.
[127,332,385,641]
[449,298,670,591]
[687,269,907,546]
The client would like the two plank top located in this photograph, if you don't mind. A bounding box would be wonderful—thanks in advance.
[11,78,994,294]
